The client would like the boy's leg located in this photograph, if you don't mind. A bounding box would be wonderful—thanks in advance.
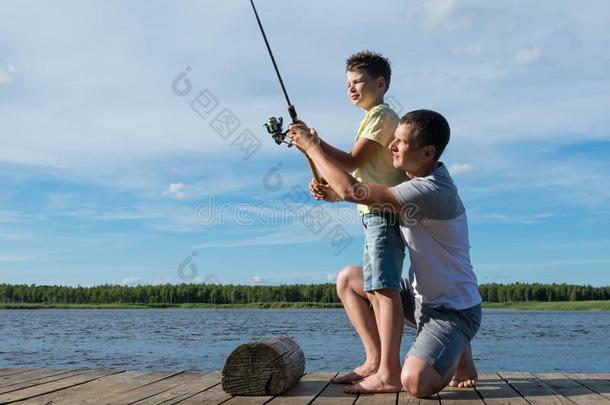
[333,266,381,384]
[345,288,404,393]
[343,213,405,393]
[345,289,404,394]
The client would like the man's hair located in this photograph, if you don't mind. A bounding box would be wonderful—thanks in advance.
[399,110,450,161]
[346,51,391,92]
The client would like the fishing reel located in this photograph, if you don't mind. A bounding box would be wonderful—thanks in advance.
[264,116,293,147]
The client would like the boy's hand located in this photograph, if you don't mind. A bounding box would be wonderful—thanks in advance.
[309,177,341,202]
[293,120,309,131]
[288,124,320,152]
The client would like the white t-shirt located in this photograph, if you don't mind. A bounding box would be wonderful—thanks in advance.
[391,163,481,310]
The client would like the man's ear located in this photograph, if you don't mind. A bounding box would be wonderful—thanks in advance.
[423,145,436,162]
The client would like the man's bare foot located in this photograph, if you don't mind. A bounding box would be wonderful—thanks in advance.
[343,372,402,394]
[332,363,378,384]
[449,342,477,388]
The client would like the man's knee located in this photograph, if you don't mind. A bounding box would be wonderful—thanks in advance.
[401,357,442,398]
[401,370,436,398]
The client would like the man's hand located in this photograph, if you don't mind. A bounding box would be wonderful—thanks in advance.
[288,124,320,153]
[309,177,341,202]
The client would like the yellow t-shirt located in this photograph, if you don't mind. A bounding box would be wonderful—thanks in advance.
[353,103,407,215]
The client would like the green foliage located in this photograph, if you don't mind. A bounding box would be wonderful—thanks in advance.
[0,282,608,306]
[478,283,610,303]
[482,300,610,311]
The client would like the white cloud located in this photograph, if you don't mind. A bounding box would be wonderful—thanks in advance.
[326,273,337,282]
[0,210,20,224]
[477,258,610,270]
[196,230,322,249]
[448,163,474,176]
[0,210,42,224]
[0,254,34,262]
[122,276,141,285]
[152,277,173,285]
[451,44,482,58]
[512,47,541,65]
[251,275,262,284]
[0,231,32,241]
[408,0,458,32]
[470,211,559,225]
[0,64,15,85]
[163,182,186,200]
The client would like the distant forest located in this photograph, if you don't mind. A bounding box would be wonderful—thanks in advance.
[1,282,609,305]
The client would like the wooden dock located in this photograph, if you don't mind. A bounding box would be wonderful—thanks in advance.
[0,368,609,404]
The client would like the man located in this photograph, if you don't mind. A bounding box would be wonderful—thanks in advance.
[290,110,482,397]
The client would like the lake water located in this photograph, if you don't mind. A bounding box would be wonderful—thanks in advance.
[1,308,608,372]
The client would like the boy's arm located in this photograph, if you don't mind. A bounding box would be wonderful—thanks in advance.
[319,137,381,173]
[290,126,402,212]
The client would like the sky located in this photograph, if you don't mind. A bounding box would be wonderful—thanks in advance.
[1,0,609,287]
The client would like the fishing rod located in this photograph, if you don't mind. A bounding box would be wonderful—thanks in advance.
[249,0,321,182]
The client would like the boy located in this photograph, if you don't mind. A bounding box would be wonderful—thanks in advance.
[304,51,407,393]
[289,110,482,397]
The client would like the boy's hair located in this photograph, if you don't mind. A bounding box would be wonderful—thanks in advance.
[346,51,391,92]
[400,110,450,161]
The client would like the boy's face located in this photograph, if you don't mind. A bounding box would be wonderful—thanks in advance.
[346,69,385,110]
[389,123,436,177]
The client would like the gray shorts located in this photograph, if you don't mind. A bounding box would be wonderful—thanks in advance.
[399,279,482,376]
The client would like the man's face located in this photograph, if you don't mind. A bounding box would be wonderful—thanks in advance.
[389,123,434,177]
[346,69,384,110]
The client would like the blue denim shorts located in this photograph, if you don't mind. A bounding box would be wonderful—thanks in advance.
[399,279,482,376]
[361,212,405,292]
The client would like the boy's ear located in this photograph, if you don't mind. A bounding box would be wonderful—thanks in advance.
[376,76,386,91]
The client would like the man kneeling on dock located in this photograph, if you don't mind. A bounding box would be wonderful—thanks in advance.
[289,110,482,397]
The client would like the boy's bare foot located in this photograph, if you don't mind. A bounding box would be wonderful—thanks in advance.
[332,363,378,384]
[343,372,402,394]
[449,342,477,388]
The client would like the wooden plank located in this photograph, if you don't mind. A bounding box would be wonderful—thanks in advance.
[15,370,184,405]
[129,371,222,405]
[0,369,89,396]
[0,369,34,378]
[498,371,572,405]
[437,385,483,404]
[222,395,274,404]
[353,392,398,404]
[2,369,609,404]
[535,373,610,405]
[310,377,358,405]
[83,370,190,405]
[0,369,75,389]
[564,373,610,401]
[397,391,439,404]
[0,369,120,403]
[172,382,231,405]
[267,372,337,405]
[473,373,528,405]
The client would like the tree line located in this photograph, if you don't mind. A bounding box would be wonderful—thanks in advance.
[1,282,609,305]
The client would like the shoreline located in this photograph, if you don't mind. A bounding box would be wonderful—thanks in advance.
[1,300,609,311]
